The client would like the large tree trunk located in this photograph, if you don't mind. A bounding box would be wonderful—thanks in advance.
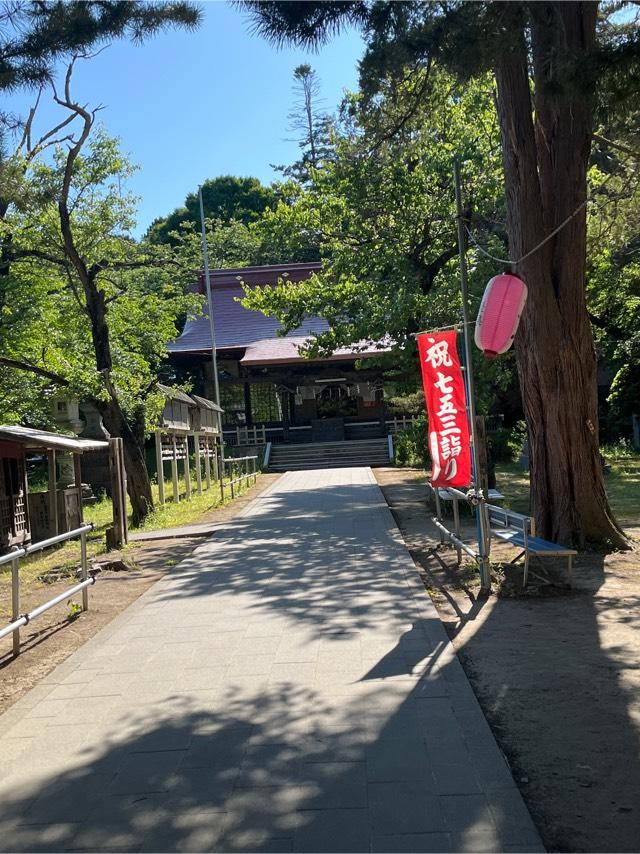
[99,398,153,527]
[493,1,627,548]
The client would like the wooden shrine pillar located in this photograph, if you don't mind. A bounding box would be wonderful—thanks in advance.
[73,453,84,524]
[47,449,58,536]
[194,433,203,494]
[108,437,128,549]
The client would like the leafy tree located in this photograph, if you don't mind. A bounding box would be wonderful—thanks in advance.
[146,175,279,246]
[0,1,200,92]
[241,0,640,548]
[0,63,198,524]
[243,69,509,401]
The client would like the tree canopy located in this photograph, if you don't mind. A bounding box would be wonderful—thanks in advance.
[145,175,279,246]
[0,1,200,92]
[240,0,640,548]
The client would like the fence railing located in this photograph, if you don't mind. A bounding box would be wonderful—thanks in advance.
[220,455,258,500]
[0,523,95,657]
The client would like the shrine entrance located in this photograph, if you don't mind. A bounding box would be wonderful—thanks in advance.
[315,382,358,419]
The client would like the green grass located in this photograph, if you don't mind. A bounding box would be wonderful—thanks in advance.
[496,459,640,524]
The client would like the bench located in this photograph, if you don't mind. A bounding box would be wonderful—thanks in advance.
[487,504,576,587]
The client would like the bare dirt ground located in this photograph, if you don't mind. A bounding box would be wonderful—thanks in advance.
[375,466,640,853]
[0,473,280,715]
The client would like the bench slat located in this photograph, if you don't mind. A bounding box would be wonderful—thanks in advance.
[493,529,577,556]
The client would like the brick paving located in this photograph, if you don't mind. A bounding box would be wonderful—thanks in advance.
[0,468,543,852]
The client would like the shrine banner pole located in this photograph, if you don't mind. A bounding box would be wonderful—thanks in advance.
[453,159,491,592]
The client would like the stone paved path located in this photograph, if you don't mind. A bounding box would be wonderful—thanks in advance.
[0,468,543,853]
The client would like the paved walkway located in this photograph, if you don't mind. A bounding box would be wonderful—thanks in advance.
[0,469,543,853]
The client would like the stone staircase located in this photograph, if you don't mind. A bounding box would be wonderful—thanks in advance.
[267,437,392,472]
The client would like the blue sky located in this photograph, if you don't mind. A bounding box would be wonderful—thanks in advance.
[5,1,363,236]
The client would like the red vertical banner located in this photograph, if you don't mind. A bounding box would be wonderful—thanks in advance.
[417,330,472,487]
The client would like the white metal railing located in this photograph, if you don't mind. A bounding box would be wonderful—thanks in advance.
[0,523,95,657]
[220,455,258,500]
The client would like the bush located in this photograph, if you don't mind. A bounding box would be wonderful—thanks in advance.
[394,416,429,469]
[489,421,528,463]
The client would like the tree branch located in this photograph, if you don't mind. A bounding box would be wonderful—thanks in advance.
[0,357,69,386]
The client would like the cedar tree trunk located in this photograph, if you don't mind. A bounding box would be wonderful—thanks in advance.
[493,2,627,548]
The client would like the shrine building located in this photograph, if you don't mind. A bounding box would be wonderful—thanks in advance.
[166,263,409,464]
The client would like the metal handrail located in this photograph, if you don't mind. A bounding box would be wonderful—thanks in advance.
[1,523,95,657]
[0,523,94,568]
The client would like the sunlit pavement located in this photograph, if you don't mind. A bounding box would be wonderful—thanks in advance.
[0,468,543,852]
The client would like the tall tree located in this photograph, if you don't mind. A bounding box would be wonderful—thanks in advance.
[0,61,198,524]
[241,0,639,548]
[277,64,333,184]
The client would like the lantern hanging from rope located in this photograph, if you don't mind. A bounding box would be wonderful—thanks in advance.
[474,273,528,358]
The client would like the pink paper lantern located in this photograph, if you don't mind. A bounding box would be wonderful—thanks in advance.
[474,274,528,358]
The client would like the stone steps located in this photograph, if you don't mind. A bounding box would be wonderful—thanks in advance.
[268,437,392,472]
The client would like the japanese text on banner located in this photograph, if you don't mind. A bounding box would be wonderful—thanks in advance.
[416,330,471,488]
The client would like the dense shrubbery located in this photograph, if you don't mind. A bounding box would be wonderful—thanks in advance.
[393,417,429,469]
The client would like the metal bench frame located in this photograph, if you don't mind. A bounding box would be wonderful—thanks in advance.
[486,504,576,587]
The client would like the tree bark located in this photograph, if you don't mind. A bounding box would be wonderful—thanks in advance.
[493,2,627,548]
[98,398,153,527]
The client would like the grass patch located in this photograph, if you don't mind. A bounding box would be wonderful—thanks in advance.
[496,460,640,524]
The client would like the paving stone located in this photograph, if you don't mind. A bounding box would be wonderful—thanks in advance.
[108,751,185,795]
[366,735,432,782]
[293,808,370,853]
[368,781,445,835]
[371,832,453,852]
[0,468,542,853]
[440,793,496,833]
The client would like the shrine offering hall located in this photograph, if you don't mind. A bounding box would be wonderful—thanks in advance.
[167,263,397,444]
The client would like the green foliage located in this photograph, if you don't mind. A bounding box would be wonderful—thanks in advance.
[146,175,279,246]
[587,154,640,439]
[0,1,201,92]
[0,125,199,432]
[393,416,429,469]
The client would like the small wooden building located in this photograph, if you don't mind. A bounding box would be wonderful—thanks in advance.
[0,439,30,550]
[0,426,109,553]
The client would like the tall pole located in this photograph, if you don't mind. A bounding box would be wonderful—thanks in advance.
[453,159,491,592]
[198,186,221,409]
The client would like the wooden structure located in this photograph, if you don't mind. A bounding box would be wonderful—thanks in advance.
[0,439,29,551]
[166,264,399,444]
[154,385,223,505]
[0,426,127,554]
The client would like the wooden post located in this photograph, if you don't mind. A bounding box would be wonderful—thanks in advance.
[73,453,84,524]
[47,449,58,536]
[184,436,192,499]
[475,416,491,555]
[204,438,211,490]
[194,433,202,494]
[11,556,20,657]
[155,430,165,505]
[213,441,219,481]
[171,435,179,503]
[220,452,225,501]
[109,438,126,548]
[474,416,489,496]
[118,438,128,545]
